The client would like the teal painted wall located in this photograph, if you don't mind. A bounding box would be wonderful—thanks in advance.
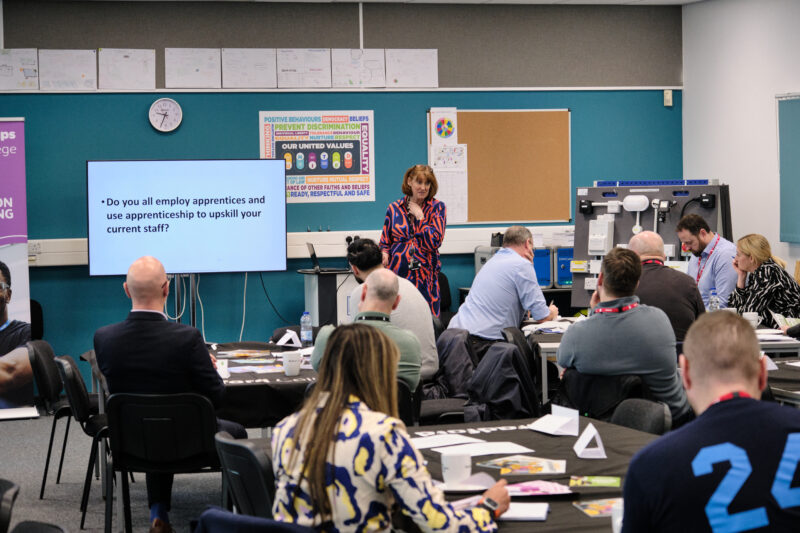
[2,89,682,369]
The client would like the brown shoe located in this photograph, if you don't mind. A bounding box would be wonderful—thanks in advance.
[149,518,175,533]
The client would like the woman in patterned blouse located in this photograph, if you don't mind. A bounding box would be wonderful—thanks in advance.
[728,234,800,328]
[380,165,447,316]
[272,324,509,532]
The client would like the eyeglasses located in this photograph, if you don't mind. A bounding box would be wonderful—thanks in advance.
[0,282,9,292]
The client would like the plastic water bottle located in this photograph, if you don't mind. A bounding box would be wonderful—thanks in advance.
[708,288,721,312]
[300,311,313,346]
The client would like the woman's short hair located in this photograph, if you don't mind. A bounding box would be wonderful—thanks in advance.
[737,233,785,268]
[401,164,438,200]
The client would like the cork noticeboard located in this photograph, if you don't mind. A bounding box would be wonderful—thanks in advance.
[456,109,571,223]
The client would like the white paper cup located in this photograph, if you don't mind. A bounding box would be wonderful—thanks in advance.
[441,452,471,487]
[611,500,624,533]
[742,312,762,328]
[283,352,302,377]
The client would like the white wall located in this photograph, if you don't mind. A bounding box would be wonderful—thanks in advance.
[683,0,800,266]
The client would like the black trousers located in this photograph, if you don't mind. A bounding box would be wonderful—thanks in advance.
[146,417,247,509]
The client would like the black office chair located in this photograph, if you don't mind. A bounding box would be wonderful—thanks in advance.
[104,393,221,533]
[437,272,455,328]
[502,327,544,416]
[214,432,275,519]
[431,314,445,341]
[27,341,99,500]
[194,506,314,533]
[555,368,648,421]
[1,479,19,533]
[610,398,672,435]
[396,380,415,426]
[54,356,108,530]
[29,300,44,341]
[11,523,68,533]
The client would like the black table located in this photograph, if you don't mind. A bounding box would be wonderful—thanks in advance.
[411,416,656,531]
[211,342,316,428]
[767,356,800,406]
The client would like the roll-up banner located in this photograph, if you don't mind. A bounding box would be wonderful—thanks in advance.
[0,118,37,419]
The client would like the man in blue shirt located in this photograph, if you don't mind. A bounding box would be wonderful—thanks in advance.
[623,311,800,532]
[676,214,737,308]
[449,225,557,358]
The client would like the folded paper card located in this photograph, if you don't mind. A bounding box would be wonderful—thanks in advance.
[528,405,579,436]
[276,329,302,347]
[573,423,606,459]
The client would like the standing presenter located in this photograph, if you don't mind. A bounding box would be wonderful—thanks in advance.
[380,164,446,316]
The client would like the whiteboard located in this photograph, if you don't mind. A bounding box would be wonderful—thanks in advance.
[0,49,39,90]
[385,49,438,88]
[39,49,97,91]
[165,48,221,89]
[331,49,386,88]
[222,48,277,89]
[277,48,331,88]
[98,48,155,90]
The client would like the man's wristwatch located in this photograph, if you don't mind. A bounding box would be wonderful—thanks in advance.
[478,497,500,519]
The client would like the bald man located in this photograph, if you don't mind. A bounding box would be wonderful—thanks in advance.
[312,269,421,391]
[94,256,245,533]
[629,231,704,343]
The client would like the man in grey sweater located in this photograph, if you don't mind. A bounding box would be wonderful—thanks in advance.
[557,247,692,426]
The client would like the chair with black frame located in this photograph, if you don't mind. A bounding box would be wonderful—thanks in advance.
[214,432,275,519]
[104,393,222,533]
[431,314,444,341]
[501,327,544,417]
[437,272,455,328]
[194,506,314,533]
[54,356,108,530]
[27,341,99,501]
[555,368,648,421]
[609,398,672,435]
[1,478,19,533]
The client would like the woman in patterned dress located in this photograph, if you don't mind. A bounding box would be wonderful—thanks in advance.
[728,234,800,328]
[380,165,446,316]
[271,324,509,532]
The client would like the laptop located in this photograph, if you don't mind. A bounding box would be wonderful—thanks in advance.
[306,243,348,273]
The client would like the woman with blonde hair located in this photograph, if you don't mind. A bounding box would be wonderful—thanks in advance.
[271,323,509,532]
[728,233,800,328]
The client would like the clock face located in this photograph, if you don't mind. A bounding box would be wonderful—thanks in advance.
[148,98,183,132]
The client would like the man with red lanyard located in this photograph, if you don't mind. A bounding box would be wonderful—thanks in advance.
[622,311,800,532]
[676,214,738,309]
[557,247,692,426]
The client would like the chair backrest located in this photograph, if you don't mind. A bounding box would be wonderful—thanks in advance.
[54,355,94,423]
[433,328,478,398]
[195,506,314,533]
[29,299,44,341]
[437,272,452,313]
[79,349,109,400]
[557,369,647,421]
[396,379,415,426]
[26,341,62,406]
[106,393,219,473]
[214,432,275,519]
[610,398,672,435]
[1,478,20,533]
[431,314,444,341]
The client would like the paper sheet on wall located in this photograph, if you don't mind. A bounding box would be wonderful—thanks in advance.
[430,144,467,170]
[0,49,38,90]
[430,107,458,145]
[331,49,385,88]
[165,48,221,88]
[433,169,468,224]
[39,49,97,90]
[277,49,332,88]
[222,48,277,88]
[98,48,155,90]
[385,49,438,88]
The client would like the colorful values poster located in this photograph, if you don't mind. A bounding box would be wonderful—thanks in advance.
[259,110,375,203]
[0,118,37,419]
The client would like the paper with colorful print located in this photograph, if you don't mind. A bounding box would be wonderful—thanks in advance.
[507,480,571,496]
[572,498,622,517]
[477,455,565,475]
[569,476,621,488]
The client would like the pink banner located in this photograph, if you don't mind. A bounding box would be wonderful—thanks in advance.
[0,120,27,244]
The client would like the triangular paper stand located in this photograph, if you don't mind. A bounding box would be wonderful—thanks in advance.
[573,423,607,459]
[277,329,302,347]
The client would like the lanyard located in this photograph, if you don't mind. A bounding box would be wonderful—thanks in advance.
[356,315,390,323]
[642,259,664,266]
[712,391,751,405]
[696,234,721,284]
[0,319,9,332]
[593,302,639,314]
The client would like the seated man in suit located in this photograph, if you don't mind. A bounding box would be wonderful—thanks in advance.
[628,231,704,343]
[312,268,421,391]
[557,247,692,426]
[448,225,558,360]
[94,256,246,533]
[343,238,438,380]
[623,311,800,531]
